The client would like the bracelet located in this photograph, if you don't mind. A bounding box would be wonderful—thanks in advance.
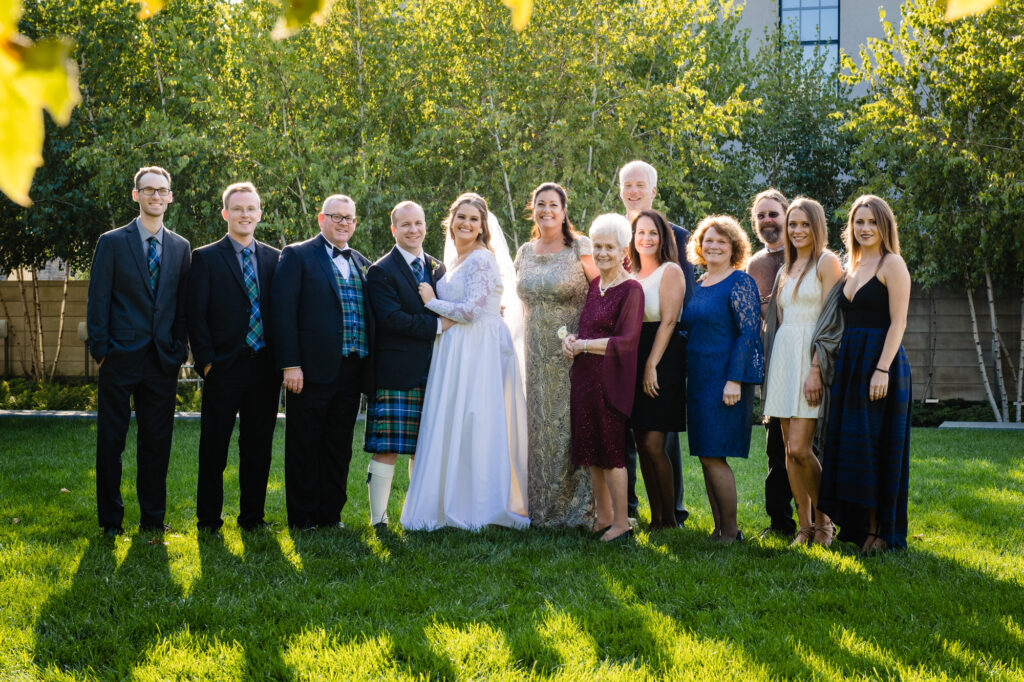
[875,367,889,374]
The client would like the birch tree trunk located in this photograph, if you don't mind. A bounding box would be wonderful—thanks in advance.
[48,267,70,381]
[16,274,37,380]
[486,94,518,244]
[967,288,1001,421]
[31,268,45,383]
[984,272,1009,421]
[1017,279,1023,422]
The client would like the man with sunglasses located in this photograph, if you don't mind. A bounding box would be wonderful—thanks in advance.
[272,194,374,530]
[86,165,191,538]
[746,188,797,539]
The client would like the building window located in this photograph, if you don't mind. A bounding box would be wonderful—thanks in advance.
[780,0,839,72]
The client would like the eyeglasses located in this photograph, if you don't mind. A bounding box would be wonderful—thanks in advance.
[138,187,171,197]
[757,211,781,219]
[325,213,356,224]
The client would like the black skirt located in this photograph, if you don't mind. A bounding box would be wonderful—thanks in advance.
[630,321,686,432]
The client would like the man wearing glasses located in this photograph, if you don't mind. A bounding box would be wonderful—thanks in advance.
[272,195,374,530]
[86,166,191,538]
[187,182,282,535]
[745,188,797,539]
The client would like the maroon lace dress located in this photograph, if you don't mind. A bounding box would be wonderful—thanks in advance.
[570,278,644,469]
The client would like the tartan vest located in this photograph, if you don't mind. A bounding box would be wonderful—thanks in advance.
[332,260,368,358]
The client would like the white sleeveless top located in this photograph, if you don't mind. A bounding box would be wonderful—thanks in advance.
[638,262,670,322]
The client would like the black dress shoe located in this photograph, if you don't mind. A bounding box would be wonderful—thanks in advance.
[102,526,124,538]
[675,508,690,525]
[372,521,388,531]
[139,523,173,534]
[239,521,271,532]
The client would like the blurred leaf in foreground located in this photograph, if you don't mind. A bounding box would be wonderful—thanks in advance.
[0,0,79,206]
[944,0,998,21]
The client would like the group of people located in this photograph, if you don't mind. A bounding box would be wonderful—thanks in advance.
[86,161,912,553]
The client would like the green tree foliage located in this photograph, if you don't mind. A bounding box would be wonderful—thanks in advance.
[4,0,756,266]
[739,26,857,244]
[842,0,1024,290]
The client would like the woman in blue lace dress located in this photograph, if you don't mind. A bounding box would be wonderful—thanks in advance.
[682,215,764,544]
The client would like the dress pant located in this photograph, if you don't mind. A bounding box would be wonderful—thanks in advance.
[196,348,282,531]
[626,430,686,516]
[764,417,796,532]
[283,355,363,529]
[95,345,178,530]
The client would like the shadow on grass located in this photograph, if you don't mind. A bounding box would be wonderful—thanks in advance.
[27,516,1024,679]
[34,535,183,678]
[17,418,1024,678]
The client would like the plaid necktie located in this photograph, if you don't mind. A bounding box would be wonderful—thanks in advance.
[411,257,426,284]
[241,247,265,351]
[147,236,160,293]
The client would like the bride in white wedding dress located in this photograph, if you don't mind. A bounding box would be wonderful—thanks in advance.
[400,192,530,530]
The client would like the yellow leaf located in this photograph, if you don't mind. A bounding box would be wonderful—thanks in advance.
[0,0,24,38]
[136,0,167,20]
[501,0,533,32]
[944,0,998,21]
[0,70,44,206]
[272,0,333,41]
[0,1,79,207]
[16,38,80,124]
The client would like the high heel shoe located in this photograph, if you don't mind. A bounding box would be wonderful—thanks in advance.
[789,525,814,548]
[813,520,835,547]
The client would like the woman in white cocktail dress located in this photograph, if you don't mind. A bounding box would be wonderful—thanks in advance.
[401,193,529,531]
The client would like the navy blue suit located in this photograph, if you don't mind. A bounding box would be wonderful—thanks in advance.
[365,246,445,392]
[272,234,374,528]
[187,235,282,531]
[86,218,190,531]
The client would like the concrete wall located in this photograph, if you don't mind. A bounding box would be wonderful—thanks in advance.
[735,0,905,97]
[1,280,1020,405]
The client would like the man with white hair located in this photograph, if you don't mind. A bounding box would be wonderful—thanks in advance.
[272,194,374,530]
[618,160,696,524]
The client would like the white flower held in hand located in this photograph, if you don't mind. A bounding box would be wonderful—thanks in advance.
[556,325,568,340]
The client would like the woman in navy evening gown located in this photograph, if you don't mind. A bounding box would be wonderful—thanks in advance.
[819,195,912,554]
[682,215,763,544]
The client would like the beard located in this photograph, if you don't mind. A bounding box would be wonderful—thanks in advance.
[759,224,780,244]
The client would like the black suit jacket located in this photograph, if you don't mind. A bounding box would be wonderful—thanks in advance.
[86,218,191,374]
[187,235,281,370]
[272,234,374,386]
[670,222,696,310]
[366,246,446,392]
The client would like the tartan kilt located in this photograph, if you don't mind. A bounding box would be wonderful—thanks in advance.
[363,387,425,455]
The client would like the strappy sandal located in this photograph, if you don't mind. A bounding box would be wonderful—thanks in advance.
[861,532,881,555]
[789,525,814,548]
[813,520,835,547]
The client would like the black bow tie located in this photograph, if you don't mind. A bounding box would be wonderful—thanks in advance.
[332,246,351,260]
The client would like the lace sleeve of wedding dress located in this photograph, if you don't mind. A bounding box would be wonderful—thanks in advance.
[425,251,501,324]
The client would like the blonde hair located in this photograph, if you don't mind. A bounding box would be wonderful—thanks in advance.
[783,197,829,298]
[222,182,259,210]
[688,215,752,270]
[843,194,900,272]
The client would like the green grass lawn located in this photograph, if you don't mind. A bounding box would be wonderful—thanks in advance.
[1,418,1022,680]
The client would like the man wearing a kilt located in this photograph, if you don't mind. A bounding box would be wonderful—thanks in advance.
[364,201,448,529]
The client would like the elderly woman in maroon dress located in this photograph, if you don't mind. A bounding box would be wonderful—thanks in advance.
[563,214,644,543]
